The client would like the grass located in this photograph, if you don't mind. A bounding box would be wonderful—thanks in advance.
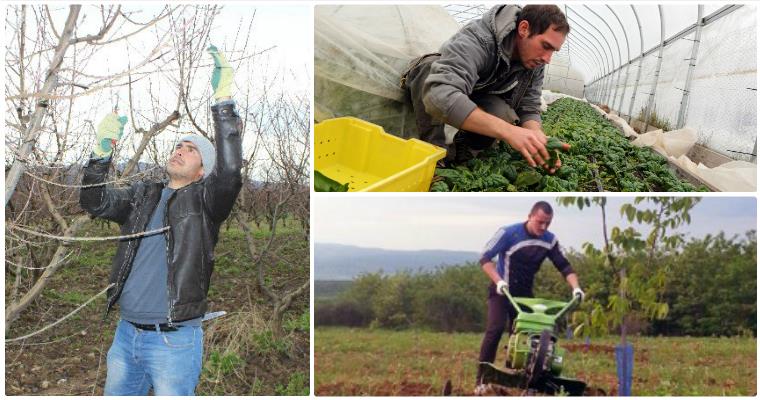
[251,330,293,356]
[284,310,310,333]
[204,351,244,376]
[636,107,672,132]
[275,372,309,395]
[314,328,756,396]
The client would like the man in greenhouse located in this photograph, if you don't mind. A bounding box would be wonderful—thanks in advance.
[79,45,242,395]
[476,201,583,394]
[402,5,569,169]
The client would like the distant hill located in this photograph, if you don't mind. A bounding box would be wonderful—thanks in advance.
[314,243,479,280]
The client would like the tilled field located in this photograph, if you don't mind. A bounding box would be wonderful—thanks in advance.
[315,328,756,396]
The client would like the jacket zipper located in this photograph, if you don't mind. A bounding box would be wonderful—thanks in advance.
[163,181,202,326]
[164,188,177,326]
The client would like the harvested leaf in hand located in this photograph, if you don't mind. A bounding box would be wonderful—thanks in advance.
[546,136,569,151]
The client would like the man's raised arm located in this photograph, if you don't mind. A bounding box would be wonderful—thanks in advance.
[80,112,135,224]
[202,45,243,224]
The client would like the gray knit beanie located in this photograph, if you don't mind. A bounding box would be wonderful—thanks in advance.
[179,134,216,179]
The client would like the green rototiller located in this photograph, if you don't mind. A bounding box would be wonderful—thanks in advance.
[477,288,588,396]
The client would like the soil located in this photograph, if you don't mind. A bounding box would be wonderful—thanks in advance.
[316,380,609,396]
[5,257,114,395]
[316,380,439,396]
[562,343,650,363]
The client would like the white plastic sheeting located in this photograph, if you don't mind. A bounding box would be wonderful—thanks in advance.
[315,5,460,137]
[632,128,697,158]
[543,60,586,98]
[570,5,757,162]
[576,92,756,192]
[680,8,757,160]
[669,157,756,192]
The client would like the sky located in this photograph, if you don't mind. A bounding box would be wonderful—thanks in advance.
[313,196,757,253]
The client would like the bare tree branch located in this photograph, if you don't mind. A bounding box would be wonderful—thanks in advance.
[6,5,81,206]
[69,5,121,45]
[121,110,181,177]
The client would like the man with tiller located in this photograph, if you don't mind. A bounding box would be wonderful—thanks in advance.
[475,201,584,394]
[80,45,241,395]
[403,5,571,168]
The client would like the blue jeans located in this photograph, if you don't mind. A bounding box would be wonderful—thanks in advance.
[104,320,203,395]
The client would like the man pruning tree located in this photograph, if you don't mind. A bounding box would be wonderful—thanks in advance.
[80,45,242,396]
[475,201,583,394]
[402,5,571,168]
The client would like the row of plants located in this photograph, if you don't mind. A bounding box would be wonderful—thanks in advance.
[431,98,703,192]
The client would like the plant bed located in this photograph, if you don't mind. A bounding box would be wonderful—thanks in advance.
[431,98,705,192]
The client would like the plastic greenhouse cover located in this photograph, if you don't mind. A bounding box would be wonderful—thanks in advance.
[315,5,460,138]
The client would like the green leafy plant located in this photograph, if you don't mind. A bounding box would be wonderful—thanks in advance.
[558,197,699,342]
[432,98,702,192]
[251,329,292,356]
[204,350,244,376]
[274,372,309,395]
[284,310,310,332]
[314,170,349,192]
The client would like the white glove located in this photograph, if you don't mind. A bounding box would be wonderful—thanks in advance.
[496,280,509,296]
[573,287,585,302]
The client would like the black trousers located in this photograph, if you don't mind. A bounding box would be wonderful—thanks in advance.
[477,283,519,383]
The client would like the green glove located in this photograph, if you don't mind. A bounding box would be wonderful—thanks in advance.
[93,113,127,158]
[208,44,234,100]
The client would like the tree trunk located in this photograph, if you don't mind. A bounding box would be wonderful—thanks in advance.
[270,301,284,338]
[5,5,81,206]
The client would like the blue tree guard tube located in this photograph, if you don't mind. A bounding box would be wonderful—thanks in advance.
[585,336,590,351]
[615,343,634,396]
[566,326,573,339]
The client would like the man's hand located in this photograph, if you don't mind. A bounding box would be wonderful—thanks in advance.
[572,287,585,302]
[207,44,234,101]
[459,108,556,168]
[93,112,128,158]
[503,125,551,168]
[496,280,509,296]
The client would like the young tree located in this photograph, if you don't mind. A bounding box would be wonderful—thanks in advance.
[235,81,310,337]
[557,197,700,340]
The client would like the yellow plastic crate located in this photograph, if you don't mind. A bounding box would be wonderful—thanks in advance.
[315,117,446,192]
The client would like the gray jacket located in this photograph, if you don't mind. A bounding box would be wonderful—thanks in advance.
[422,5,544,128]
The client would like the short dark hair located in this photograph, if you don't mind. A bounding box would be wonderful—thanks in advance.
[530,201,554,216]
[518,5,570,37]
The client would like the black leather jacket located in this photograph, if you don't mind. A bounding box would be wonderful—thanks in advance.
[80,102,243,323]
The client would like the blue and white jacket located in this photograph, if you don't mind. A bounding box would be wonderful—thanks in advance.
[480,222,574,297]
